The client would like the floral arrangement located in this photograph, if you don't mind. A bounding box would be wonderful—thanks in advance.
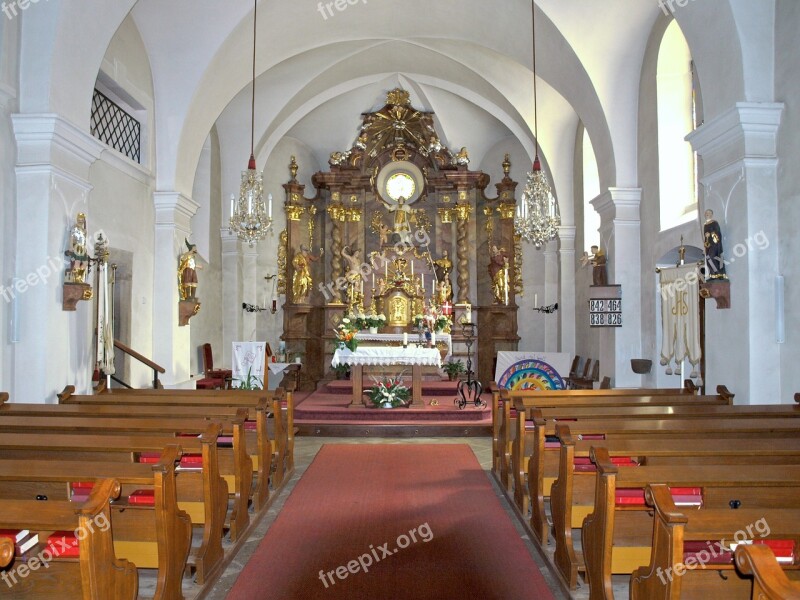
[347,313,386,330]
[368,374,411,408]
[335,318,359,352]
[413,305,450,332]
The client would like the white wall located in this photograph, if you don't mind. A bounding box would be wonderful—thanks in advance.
[775,0,800,402]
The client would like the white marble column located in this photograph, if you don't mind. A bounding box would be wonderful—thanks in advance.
[221,228,242,368]
[10,115,103,401]
[558,226,577,356]
[591,188,643,388]
[543,239,559,351]
[152,192,199,386]
[687,103,784,404]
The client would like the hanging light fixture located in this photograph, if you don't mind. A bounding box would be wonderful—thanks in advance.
[229,0,273,246]
[515,1,560,249]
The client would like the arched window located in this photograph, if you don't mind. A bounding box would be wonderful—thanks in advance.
[583,127,600,251]
[657,20,697,230]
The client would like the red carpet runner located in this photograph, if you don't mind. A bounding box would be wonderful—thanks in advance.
[227,444,555,599]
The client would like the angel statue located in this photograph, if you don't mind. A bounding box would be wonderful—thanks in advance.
[178,239,202,301]
[387,197,413,244]
[65,213,90,284]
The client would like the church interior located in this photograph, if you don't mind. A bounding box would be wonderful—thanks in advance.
[1,1,800,598]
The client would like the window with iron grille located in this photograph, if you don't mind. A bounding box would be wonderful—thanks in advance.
[90,89,142,163]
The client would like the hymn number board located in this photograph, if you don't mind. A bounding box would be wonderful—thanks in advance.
[589,284,623,328]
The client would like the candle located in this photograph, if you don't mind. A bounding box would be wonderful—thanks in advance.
[411,261,414,276]
[268,193,273,218]
[504,270,509,305]
[431,331,436,346]
[422,273,425,289]
[230,194,235,217]
[465,308,472,323]
[432,279,435,296]
[385,262,388,277]
[535,293,538,308]
[403,332,408,346]
[372,273,375,288]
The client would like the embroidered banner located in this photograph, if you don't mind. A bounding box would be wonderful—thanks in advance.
[659,265,701,377]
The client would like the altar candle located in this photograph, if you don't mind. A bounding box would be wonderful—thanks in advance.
[411,261,414,276]
[432,279,435,296]
[422,273,425,289]
[431,331,436,346]
[403,332,408,346]
[504,270,509,305]
[535,293,538,308]
[230,194,235,217]
[268,193,273,218]
[372,273,375,288]
[385,262,388,277]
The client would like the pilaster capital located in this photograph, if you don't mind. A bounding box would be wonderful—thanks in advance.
[12,113,104,178]
[154,192,199,234]
[220,228,241,256]
[686,102,784,173]
[591,188,641,225]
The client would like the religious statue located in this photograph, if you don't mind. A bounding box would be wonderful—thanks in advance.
[178,239,202,301]
[387,197,413,243]
[703,209,727,280]
[292,244,320,303]
[455,147,470,166]
[590,245,608,286]
[65,213,90,284]
[433,250,453,304]
[488,245,509,305]
[377,222,392,246]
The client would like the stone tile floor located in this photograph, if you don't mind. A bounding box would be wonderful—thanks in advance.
[162,436,573,600]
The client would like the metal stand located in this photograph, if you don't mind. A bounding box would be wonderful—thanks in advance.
[455,322,485,409]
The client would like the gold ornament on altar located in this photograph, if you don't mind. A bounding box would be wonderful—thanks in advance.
[489,244,510,305]
[277,230,288,294]
[292,244,320,303]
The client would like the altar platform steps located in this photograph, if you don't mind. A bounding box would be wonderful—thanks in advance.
[293,379,491,438]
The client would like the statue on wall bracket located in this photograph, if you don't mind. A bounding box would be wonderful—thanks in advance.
[178,238,201,326]
[63,212,94,311]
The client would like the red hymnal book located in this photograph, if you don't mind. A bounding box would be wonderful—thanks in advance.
[615,488,646,505]
[128,490,155,506]
[244,421,258,431]
[524,420,535,431]
[683,540,733,564]
[754,539,796,564]
[670,487,703,507]
[578,434,606,440]
[573,456,638,472]
[179,454,203,469]
[47,532,80,558]
[138,452,161,464]
[70,482,95,490]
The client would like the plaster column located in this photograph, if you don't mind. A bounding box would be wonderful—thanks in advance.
[591,188,643,388]
[152,192,199,386]
[686,103,784,404]
[221,229,242,367]
[456,204,472,303]
[559,226,577,356]
[543,239,559,351]
[10,115,103,401]
[241,243,259,342]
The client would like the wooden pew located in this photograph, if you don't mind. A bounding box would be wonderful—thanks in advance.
[0,478,138,599]
[0,427,227,584]
[506,391,734,513]
[492,385,711,488]
[631,484,800,599]
[0,446,190,600]
[524,410,800,546]
[583,448,800,600]
[550,425,800,589]
[60,387,294,486]
[3,396,274,510]
[0,411,253,542]
[735,545,800,600]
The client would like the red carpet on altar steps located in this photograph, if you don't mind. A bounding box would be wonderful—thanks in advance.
[227,444,555,599]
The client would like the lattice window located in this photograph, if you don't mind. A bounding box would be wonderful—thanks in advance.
[90,89,141,163]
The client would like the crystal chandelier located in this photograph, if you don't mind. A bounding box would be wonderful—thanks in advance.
[229,0,273,246]
[514,1,560,249]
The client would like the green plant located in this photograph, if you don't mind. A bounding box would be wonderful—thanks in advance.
[368,374,410,408]
[443,359,465,377]
[232,367,263,390]
[332,364,350,379]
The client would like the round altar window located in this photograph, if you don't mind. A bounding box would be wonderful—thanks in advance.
[385,172,416,202]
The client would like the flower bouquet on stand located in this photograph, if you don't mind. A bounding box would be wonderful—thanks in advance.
[335,318,359,352]
[368,374,411,408]
[365,313,386,334]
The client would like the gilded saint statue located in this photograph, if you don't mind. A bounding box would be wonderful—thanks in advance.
[388,197,413,243]
[703,209,727,280]
[178,239,202,301]
[488,244,510,305]
[433,250,453,304]
[65,213,90,284]
[292,244,320,303]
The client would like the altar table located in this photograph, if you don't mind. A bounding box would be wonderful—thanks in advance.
[331,346,442,406]
[354,332,452,360]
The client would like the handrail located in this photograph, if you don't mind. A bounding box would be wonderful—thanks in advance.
[113,339,165,389]
[113,339,165,373]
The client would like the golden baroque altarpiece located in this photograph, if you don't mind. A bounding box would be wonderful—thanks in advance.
[280,90,521,389]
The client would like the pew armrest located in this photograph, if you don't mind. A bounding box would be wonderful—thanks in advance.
[735,545,800,600]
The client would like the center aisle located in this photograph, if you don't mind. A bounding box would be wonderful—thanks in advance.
[226,444,556,599]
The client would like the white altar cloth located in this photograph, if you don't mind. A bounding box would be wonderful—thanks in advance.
[354,333,452,360]
[332,346,442,368]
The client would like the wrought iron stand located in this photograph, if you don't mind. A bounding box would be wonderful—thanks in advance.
[455,321,485,409]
